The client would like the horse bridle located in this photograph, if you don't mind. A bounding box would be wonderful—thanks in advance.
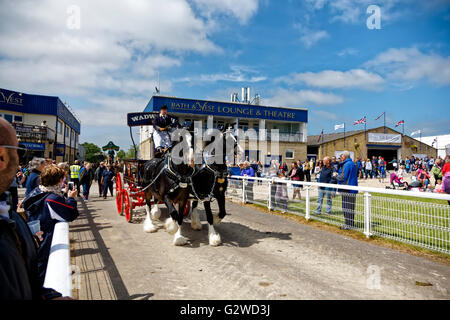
[140,155,195,193]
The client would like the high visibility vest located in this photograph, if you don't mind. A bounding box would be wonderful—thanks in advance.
[70,165,81,179]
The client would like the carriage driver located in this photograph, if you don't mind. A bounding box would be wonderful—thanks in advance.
[153,105,177,157]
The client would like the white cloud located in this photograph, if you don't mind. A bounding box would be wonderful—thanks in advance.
[175,65,267,83]
[312,110,339,121]
[76,95,150,127]
[294,23,329,48]
[305,0,414,24]
[365,47,450,86]
[276,69,384,90]
[190,0,259,24]
[264,88,344,107]
[337,48,359,56]
[0,0,226,127]
[300,30,330,48]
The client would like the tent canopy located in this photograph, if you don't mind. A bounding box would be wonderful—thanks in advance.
[102,141,120,151]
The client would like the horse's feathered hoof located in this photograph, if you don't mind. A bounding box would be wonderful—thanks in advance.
[173,234,188,246]
[209,232,222,246]
[151,206,161,220]
[165,218,178,235]
[213,215,222,225]
[143,221,158,233]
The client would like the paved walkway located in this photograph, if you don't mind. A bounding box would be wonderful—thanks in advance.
[69,191,450,300]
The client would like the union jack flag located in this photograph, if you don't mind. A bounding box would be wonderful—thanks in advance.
[354,116,366,125]
[317,129,323,143]
[432,137,437,146]
[395,120,404,127]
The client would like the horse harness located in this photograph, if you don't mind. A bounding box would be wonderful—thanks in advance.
[141,155,195,193]
[190,161,227,203]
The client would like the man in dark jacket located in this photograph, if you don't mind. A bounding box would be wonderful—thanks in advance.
[102,164,115,199]
[334,151,358,229]
[0,118,64,300]
[95,162,106,197]
[315,156,337,215]
[153,105,178,157]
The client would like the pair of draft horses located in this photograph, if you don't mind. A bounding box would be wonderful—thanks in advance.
[140,125,240,246]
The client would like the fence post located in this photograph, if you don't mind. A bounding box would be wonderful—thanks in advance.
[267,179,272,211]
[364,192,372,238]
[305,186,311,220]
[242,178,246,203]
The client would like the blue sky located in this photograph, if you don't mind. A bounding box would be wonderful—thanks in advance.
[1,0,449,151]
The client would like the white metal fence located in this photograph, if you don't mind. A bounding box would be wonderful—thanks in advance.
[226,175,450,254]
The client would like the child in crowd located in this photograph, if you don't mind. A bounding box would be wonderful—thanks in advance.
[435,179,443,193]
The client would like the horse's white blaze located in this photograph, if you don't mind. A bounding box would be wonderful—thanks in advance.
[173,227,188,246]
[165,217,178,235]
[143,205,157,233]
[208,224,222,246]
[190,206,202,231]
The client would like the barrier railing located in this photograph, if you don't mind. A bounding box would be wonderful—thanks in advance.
[226,175,450,254]
[43,222,72,297]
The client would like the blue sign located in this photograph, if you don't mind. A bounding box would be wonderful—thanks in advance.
[144,96,308,123]
[127,112,159,127]
[55,144,65,156]
[21,142,45,151]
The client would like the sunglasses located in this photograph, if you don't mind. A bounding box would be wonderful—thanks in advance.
[0,144,29,158]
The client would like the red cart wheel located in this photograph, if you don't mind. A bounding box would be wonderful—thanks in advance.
[116,191,123,216]
[116,172,123,194]
[123,190,133,223]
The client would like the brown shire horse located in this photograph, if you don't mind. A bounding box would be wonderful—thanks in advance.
[141,128,194,246]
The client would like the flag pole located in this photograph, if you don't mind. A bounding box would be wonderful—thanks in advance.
[365,117,367,140]
[344,123,346,148]
[420,131,422,153]
[322,129,324,158]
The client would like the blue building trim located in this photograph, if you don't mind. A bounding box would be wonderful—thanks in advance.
[366,144,401,149]
[0,87,80,133]
[144,95,308,123]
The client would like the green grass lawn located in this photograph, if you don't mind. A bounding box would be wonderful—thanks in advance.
[233,191,450,254]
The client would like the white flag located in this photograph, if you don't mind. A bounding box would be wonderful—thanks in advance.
[411,130,421,136]
[334,123,345,130]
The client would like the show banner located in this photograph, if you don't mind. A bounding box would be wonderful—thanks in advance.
[55,144,65,156]
[145,96,308,123]
[127,112,159,127]
[368,133,401,144]
[21,142,45,151]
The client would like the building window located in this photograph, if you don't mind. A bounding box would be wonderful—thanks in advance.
[285,149,294,159]
[4,114,13,123]
[57,120,63,134]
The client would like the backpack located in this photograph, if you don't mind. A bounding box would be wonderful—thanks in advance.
[79,167,86,182]
[443,172,450,194]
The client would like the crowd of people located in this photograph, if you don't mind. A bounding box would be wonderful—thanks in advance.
[231,152,450,229]
[0,117,125,300]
